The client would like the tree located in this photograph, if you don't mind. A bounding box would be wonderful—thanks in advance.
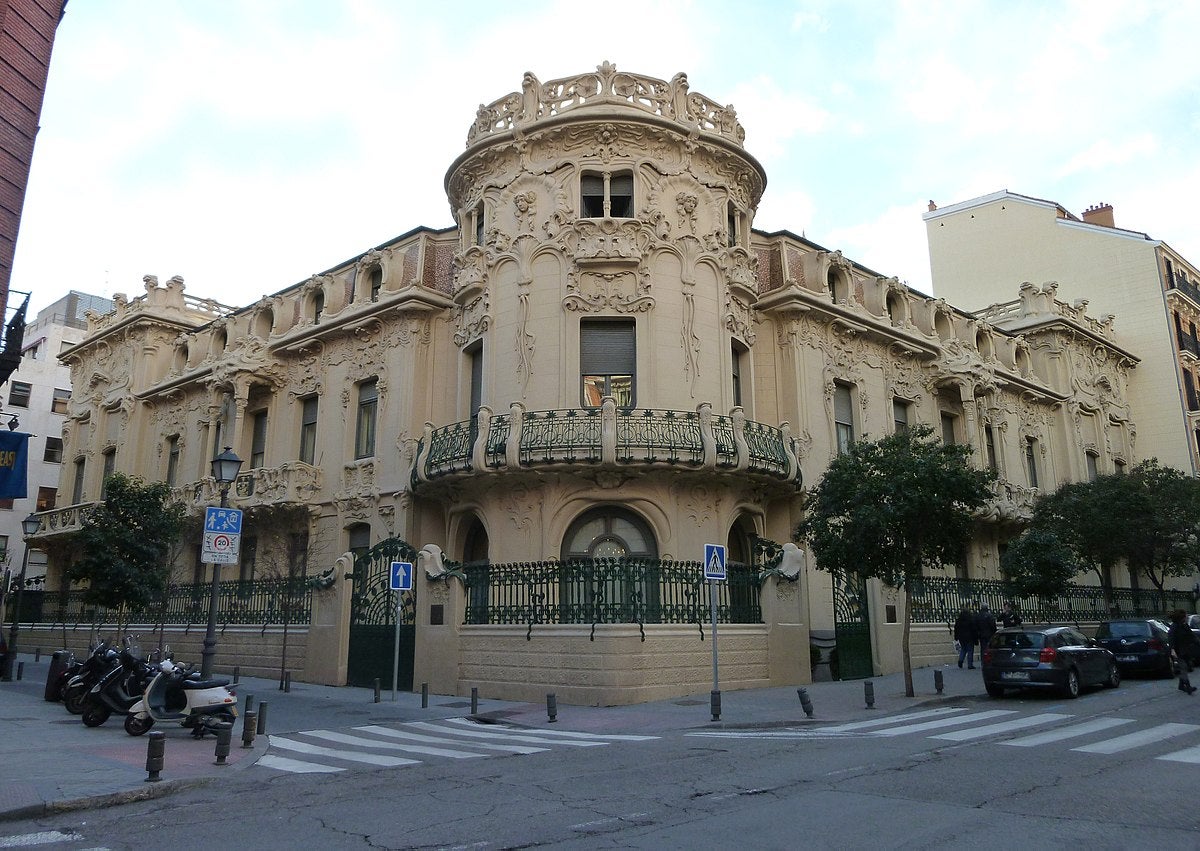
[1000,527,1079,600]
[797,424,995,697]
[1029,476,1127,589]
[66,473,186,633]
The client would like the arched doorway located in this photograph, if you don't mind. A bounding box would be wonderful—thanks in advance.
[560,507,658,623]
[463,517,490,625]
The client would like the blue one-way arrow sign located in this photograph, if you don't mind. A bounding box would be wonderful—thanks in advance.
[390,561,414,591]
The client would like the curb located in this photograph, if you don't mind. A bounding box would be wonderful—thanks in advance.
[0,777,213,824]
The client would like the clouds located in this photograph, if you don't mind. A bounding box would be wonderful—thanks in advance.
[11,1,1200,315]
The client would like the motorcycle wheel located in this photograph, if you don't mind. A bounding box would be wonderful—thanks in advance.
[82,705,111,727]
[64,684,89,715]
[124,714,154,736]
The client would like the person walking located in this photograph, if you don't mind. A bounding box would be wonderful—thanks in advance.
[974,602,997,661]
[953,604,977,669]
[1167,610,1198,695]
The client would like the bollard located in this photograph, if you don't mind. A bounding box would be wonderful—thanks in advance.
[34,648,41,662]
[710,689,721,722]
[256,701,268,735]
[864,680,875,709]
[233,666,240,683]
[145,731,166,783]
[421,682,428,709]
[547,693,557,723]
[283,671,291,693]
[245,693,255,715]
[373,678,381,704]
[471,687,479,715]
[15,661,22,681]
[797,687,814,718]
[934,669,944,695]
[213,723,233,765]
[242,710,257,748]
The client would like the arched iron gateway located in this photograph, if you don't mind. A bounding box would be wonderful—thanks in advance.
[832,571,873,680]
[348,538,418,689]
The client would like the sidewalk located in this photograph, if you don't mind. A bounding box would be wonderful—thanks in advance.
[0,650,985,822]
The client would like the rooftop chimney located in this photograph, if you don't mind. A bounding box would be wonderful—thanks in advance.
[928,199,937,212]
[1081,203,1115,228]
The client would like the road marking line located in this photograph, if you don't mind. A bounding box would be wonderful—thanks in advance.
[929,713,1074,741]
[0,831,81,848]
[300,729,486,759]
[418,719,606,747]
[357,724,549,754]
[465,724,659,742]
[685,730,867,739]
[1072,723,1200,754]
[269,735,420,766]
[1157,745,1200,765]
[870,710,1017,737]
[819,707,971,732]
[1001,717,1135,747]
[256,754,346,774]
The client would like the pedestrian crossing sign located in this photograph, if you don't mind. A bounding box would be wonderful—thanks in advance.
[704,544,726,580]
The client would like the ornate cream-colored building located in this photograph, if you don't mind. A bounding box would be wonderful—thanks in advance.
[28,65,1145,702]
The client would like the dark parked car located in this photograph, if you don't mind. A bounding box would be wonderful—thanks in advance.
[982,626,1120,698]
[1188,614,1200,642]
[1094,619,1174,677]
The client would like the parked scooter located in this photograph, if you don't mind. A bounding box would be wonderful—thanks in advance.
[80,638,155,728]
[63,640,116,714]
[124,660,238,737]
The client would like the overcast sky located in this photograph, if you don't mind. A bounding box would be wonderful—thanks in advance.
[11,0,1200,317]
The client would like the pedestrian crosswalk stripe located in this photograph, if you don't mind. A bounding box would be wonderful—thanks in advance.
[355,724,549,754]
[1072,723,1200,754]
[269,735,421,766]
[301,729,487,759]
[820,707,970,733]
[441,716,659,741]
[412,720,608,747]
[1158,745,1200,765]
[1002,717,1135,747]
[257,753,346,774]
[929,713,1074,742]
[870,710,1016,737]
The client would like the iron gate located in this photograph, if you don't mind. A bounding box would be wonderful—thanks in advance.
[833,571,873,680]
[348,538,417,689]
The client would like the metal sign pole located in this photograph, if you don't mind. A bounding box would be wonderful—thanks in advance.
[392,588,401,702]
[710,578,719,691]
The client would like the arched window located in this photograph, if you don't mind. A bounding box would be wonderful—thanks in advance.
[561,506,657,560]
[726,517,760,623]
[464,518,490,624]
[561,507,658,623]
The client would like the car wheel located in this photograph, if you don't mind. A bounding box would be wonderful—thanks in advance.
[1105,662,1120,689]
[1062,668,1080,699]
[985,683,1005,698]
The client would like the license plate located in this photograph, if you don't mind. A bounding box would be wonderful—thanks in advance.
[1118,655,1138,663]
[1000,671,1030,681]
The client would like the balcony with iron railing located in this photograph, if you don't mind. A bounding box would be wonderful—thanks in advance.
[412,398,802,486]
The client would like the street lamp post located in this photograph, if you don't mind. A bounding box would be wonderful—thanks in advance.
[199,447,243,680]
[2,513,44,681]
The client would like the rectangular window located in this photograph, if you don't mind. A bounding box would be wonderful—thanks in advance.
[250,411,268,469]
[0,534,8,560]
[51,388,70,414]
[580,320,635,408]
[473,202,485,246]
[1025,437,1039,488]
[355,379,378,459]
[166,435,180,486]
[469,343,484,419]
[731,344,747,408]
[727,203,738,248]
[369,267,382,302]
[238,536,257,585]
[1085,451,1099,482]
[940,412,957,445]
[1187,371,1199,411]
[101,449,116,497]
[8,381,31,407]
[43,436,62,463]
[299,396,319,464]
[72,457,85,503]
[834,383,854,455]
[985,425,998,472]
[892,399,909,433]
[36,486,56,512]
[581,171,633,218]
[192,545,205,585]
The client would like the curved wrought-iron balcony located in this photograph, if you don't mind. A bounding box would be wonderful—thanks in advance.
[413,398,801,486]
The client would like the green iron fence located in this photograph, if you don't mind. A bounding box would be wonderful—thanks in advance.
[462,557,762,627]
[909,575,1195,625]
[11,576,312,628]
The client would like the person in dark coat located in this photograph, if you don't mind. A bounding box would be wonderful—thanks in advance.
[953,604,977,669]
[974,603,997,659]
[1000,601,1023,628]
[1168,610,1198,695]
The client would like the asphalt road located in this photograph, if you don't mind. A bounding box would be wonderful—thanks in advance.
[3,674,1197,849]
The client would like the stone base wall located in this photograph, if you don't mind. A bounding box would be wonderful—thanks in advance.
[14,623,307,680]
[455,623,774,706]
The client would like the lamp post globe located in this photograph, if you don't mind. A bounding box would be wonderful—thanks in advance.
[200,448,243,680]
